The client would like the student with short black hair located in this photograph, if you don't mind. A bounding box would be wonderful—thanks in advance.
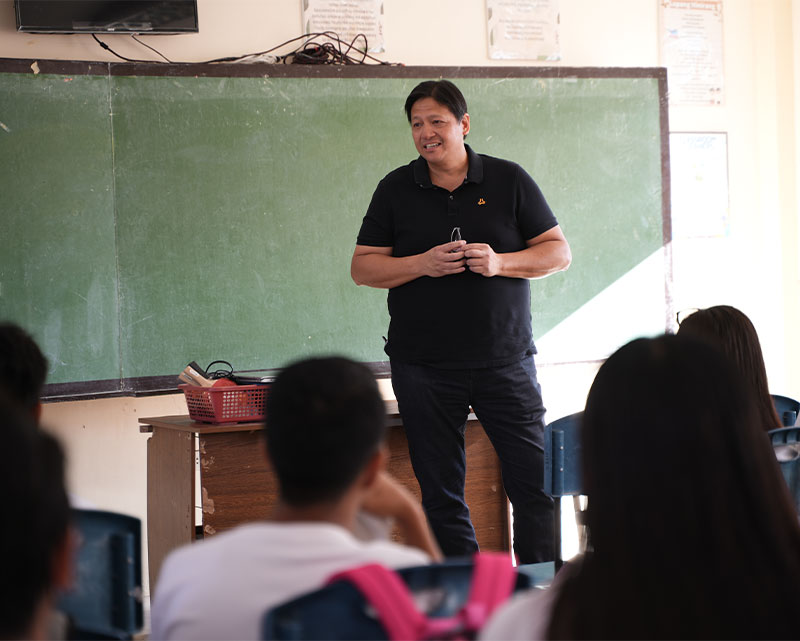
[151,356,440,641]
[0,395,72,641]
[0,321,48,420]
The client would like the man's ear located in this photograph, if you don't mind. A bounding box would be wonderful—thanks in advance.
[51,527,77,592]
[360,445,388,490]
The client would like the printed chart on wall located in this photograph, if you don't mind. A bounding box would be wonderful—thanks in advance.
[659,0,724,106]
[486,0,561,60]
[670,132,729,239]
[302,0,384,52]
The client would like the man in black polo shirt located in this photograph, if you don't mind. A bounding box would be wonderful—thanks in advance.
[351,79,571,563]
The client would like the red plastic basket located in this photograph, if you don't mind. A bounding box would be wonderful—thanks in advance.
[180,383,269,424]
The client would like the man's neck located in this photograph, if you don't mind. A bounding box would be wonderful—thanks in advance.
[269,499,358,532]
[428,147,469,191]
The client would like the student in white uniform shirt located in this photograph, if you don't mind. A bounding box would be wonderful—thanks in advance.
[151,356,441,641]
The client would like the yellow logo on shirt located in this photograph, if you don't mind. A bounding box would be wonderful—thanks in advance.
[478,198,486,205]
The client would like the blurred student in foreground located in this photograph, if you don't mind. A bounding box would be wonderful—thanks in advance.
[0,321,93,510]
[0,395,72,641]
[151,356,440,641]
[677,305,782,429]
[481,334,800,640]
[0,321,48,421]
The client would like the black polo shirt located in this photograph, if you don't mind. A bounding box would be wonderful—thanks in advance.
[357,145,558,367]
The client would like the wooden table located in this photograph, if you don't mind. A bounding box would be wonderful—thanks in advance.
[139,402,509,590]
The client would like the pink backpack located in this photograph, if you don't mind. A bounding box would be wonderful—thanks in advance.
[325,552,518,641]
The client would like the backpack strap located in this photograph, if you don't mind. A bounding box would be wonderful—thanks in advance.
[458,552,517,632]
[328,554,517,641]
[327,563,426,641]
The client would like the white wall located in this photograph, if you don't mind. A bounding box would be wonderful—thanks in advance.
[2,0,799,596]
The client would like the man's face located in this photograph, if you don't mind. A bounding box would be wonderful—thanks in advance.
[409,97,470,168]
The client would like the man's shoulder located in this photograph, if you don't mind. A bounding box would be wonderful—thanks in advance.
[377,159,417,187]
[475,151,523,174]
[156,523,268,579]
[158,521,428,573]
[354,537,431,567]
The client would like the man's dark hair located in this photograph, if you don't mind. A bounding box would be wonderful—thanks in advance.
[404,79,468,122]
[0,394,70,639]
[264,356,387,506]
[0,322,48,412]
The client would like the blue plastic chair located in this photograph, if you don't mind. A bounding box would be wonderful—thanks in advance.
[543,412,584,571]
[773,442,800,514]
[768,426,800,445]
[261,557,533,640]
[772,394,799,427]
[58,509,143,640]
[768,427,800,514]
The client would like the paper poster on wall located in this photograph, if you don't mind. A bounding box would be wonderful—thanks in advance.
[659,0,724,106]
[302,0,384,53]
[669,133,729,239]
[487,0,560,60]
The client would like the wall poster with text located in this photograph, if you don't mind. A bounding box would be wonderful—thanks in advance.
[659,0,725,106]
[487,0,560,61]
[302,0,384,53]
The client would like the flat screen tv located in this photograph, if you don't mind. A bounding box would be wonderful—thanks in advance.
[15,1,199,34]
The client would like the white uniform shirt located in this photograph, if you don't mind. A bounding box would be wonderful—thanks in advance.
[150,521,430,641]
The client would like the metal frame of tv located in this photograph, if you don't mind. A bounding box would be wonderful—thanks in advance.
[14,0,199,34]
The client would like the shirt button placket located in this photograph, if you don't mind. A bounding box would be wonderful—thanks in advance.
[447,193,458,216]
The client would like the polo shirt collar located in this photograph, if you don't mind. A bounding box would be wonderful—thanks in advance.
[413,144,484,188]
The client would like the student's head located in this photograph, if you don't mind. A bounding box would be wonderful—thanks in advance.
[547,334,800,639]
[677,304,781,428]
[404,79,468,123]
[0,395,71,640]
[264,356,387,507]
[0,322,48,418]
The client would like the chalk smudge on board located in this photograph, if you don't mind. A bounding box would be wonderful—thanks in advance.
[127,314,155,327]
[0,121,9,133]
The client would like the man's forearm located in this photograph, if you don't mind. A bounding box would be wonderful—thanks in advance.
[351,252,424,289]
[496,239,572,279]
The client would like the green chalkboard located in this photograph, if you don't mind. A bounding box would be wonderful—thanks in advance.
[0,61,669,397]
[1,69,120,390]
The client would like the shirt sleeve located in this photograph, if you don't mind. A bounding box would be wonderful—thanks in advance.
[514,164,558,241]
[356,179,395,247]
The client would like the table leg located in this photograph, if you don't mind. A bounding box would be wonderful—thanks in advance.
[146,427,195,592]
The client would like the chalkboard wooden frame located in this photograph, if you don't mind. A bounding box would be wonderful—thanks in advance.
[0,58,670,401]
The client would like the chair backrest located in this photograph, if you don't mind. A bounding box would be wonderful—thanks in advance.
[544,412,583,498]
[58,509,143,640]
[768,426,800,445]
[543,412,584,571]
[772,394,800,427]
[261,555,531,640]
[773,442,800,513]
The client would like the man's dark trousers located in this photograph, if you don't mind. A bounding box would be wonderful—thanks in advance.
[391,354,554,563]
